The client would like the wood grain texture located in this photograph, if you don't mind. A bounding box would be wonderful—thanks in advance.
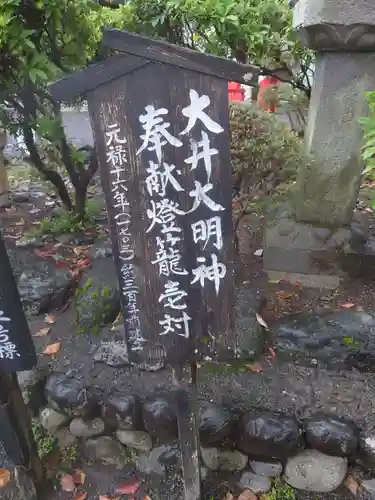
[49,54,150,102]
[103,28,260,86]
[87,62,235,366]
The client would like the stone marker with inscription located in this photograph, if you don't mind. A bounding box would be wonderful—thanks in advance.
[264,0,375,288]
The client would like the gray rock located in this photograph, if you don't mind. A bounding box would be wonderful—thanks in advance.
[275,310,375,372]
[201,447,220,471]
[54,428,77,448]
[284,450,347,492]
[39,407,70,434]
[18,261,74,314]
[249,460,283,477]
[115,430,152,452]
[45,372,97,418]
[89,246,113,259]
[239,471,271,493]
[220,450,248,472]
[143,397,178,441]
[0,466,38,500]
[101,394,142,430]
[157,445,181,467]
[305,415,359,457]
[362,478,375,497]
[136,452,165,477]
[18,368,47,416]
[357,435,375,472]
[84,437,126,468]
[94,341,129,367]
[12,191,30,203]
[70,417,105,438]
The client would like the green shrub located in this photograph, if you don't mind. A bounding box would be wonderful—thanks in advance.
[230,102,308,212]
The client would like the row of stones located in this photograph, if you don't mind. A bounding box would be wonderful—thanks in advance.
[24,371,375,495]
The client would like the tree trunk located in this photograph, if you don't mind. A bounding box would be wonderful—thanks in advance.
[0,129,10,208]
[75,185,88,221]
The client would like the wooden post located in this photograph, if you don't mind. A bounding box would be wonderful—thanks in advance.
[49,29,255,498]
[0,232,43,492]
[0,129,9,208]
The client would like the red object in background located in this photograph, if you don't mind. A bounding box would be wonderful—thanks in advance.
[228,81,245,102]
[258,75,279,113]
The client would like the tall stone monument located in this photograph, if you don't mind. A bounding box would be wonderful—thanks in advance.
[264,0,375,288]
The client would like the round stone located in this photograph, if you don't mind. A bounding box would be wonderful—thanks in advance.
[201,447,220,471]
[39,407,70,434]
[249,460,283,477]
[69,417,105,438]
[219,450,248,472]
[239,471,271,493]
[305,415,359,456]
[284,449,347,493]
[115,430,152,452]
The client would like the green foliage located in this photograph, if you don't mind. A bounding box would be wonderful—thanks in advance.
[230,102,309,212]
[263,480,296,500]
[361,90,375,209]
[32,418,56,459]
[74,278,115,335]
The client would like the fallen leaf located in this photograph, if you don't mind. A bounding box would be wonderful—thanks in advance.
[255,312,269,330]
[245,363,264,373]
[45,314,56,325]
[267,347,277,360]
[60,474,75,492]
[238,490,257,500]
[33,327,51,337]
[144,496,152,500]
[268,279,280,284]
[223,493,234,500]
[341,302,356,309]
[72,469,86,485]
[276,290,294,299]
[34,248,56,260]
[0,468,11,488]
[43,342,61,356]
[345,474,359,496]
[73,493,87,500]
[115,479,141,495]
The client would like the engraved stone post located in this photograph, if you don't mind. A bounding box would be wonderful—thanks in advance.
[264,0,375,288]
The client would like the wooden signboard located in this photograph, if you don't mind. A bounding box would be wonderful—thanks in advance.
[0,232,36,372]
[49,31,260,499]
[50,29,259,368]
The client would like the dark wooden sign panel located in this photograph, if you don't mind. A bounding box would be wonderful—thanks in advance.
[88,63,235,366]
[0,233,37,372]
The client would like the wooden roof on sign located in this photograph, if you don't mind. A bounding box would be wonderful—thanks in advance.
[49,29,260,102]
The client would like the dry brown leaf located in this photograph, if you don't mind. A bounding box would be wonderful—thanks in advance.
[99,496,120,500]
[238,490,258,500]
[341,302,356,309]
[0,468,11,488]
[255,312,269,330]
[224,493,234,500]
[43,342,61,355]
[45,314,56,325]
[345,474,359,496]
[276,290,294,299]
[72,469,86,485]
[115,479,141,495]
[73,493,87,500]
[245,363,264,373]
[60,474,75,492]
[33,327,51,337]
[144,496,152,500]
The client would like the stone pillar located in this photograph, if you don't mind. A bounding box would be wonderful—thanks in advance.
[263,0,375,288]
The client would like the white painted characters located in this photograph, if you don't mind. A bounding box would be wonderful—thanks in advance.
[0,311,20,360]
[106,121,145,352]
[191,216,223,250]
[136,89,227,341]
[180,89,224,135]
[137,105,182,163]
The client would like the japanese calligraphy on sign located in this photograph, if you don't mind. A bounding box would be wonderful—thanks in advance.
[87,61,235,365]
[0,233,36,372]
